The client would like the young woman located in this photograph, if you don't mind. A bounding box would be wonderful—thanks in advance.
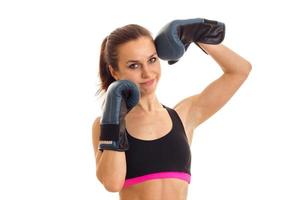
[92,22,251,200]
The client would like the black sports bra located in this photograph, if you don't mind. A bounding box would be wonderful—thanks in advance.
[124,105,191,188]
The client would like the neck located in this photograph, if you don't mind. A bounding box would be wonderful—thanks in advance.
[136,93,163,113]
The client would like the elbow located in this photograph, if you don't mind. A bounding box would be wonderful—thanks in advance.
[237,62,252,78]
[103,182,124,193]
[96,171,124,192]
[243,61,252,76]
[102,178,124,192]
[246,61,252,74]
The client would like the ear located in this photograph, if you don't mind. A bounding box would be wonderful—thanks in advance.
[108,65,120,80]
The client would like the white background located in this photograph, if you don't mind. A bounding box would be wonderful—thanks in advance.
[0,0,299,199]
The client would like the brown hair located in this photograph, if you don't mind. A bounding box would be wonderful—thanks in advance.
[96,24,153,96]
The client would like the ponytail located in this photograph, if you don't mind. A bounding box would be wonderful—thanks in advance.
[97,36,116,95]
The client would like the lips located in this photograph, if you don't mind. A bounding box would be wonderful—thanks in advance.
[141,79,155,86]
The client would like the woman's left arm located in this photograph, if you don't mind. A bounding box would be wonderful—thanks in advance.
[175,43,252,132]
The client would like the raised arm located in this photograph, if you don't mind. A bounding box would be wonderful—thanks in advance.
[175,43,252,132]
[154,18,252,140]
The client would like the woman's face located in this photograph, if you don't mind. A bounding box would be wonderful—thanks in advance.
[109,36,161,96]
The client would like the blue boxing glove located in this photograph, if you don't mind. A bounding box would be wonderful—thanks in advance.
[99,80,140,152]
[154,18,225,64]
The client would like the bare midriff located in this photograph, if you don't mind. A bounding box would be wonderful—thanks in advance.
[119,178,189,200]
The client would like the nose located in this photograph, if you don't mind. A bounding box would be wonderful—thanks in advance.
[141,64,151,79]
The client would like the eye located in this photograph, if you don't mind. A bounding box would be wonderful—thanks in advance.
[149,57,157,63]
[128,63,141,69]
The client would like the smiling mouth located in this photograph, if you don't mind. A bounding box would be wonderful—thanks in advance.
[141,79,155,86]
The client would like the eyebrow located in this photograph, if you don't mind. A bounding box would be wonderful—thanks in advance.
[126,53,157,63]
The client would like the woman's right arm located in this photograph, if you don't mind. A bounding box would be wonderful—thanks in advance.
[92,117,127,192]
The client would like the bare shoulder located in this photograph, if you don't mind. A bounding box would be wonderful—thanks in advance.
[173,98,196,144]
[92,117,101,156]
[174,99,190,125]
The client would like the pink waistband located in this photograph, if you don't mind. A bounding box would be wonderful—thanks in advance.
[123,171,191,188]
